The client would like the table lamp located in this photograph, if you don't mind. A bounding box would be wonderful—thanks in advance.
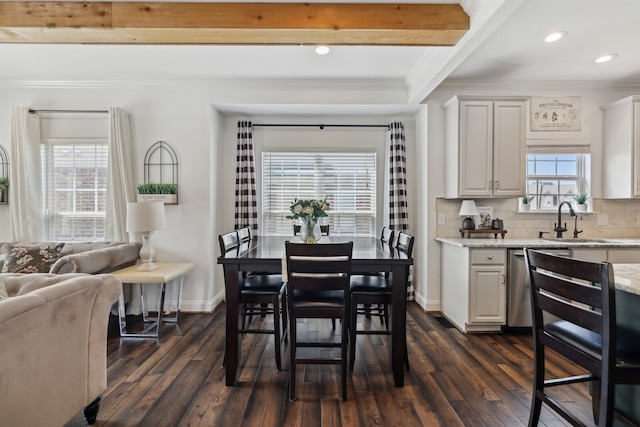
[126,201,166,271]
[459,200,479,230]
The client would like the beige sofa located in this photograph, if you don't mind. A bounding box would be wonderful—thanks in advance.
[0,273,121,425]
[0,241,142,274]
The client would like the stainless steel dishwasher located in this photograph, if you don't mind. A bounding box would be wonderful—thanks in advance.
[507,248,571,329]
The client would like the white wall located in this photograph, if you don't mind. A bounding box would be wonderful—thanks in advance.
[0,80,419,312]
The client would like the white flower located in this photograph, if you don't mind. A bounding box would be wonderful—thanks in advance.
[302,206,314,215]
[293,204,303,214]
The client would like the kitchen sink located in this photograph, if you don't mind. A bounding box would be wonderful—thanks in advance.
[542,238,618,243]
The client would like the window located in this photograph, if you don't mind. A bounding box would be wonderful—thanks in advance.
[41,141,108,241]
[262,152,376,235]
[526,147,590,211]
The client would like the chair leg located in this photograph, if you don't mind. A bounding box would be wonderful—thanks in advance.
[596,378,616,427]
[289,311,297,401]
[281,291,288,344]
[273,295,282,371]
[349,297,358,371]
[341,304,349,401]
[528,346,545,427]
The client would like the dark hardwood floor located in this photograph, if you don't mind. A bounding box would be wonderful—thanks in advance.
[65,303,592,427]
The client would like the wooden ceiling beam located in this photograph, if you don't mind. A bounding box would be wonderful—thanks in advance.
[0,2,469,45]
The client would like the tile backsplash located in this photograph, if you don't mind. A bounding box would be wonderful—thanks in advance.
[436,198,640,239]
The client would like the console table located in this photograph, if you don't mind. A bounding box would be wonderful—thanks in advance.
[112,262,194,338]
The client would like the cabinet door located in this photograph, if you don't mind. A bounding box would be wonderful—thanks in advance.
[469,265,506,324]
[459,101,493,197]
[493,101,526,196]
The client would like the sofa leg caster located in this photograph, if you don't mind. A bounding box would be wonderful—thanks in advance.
[83,395,101,425]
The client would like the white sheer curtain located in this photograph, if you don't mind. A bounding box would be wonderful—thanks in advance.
[105,107,137,242]
[10,106,43,241]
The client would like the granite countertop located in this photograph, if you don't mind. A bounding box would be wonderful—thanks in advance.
[612,264,640,296]
[435,237,640,249]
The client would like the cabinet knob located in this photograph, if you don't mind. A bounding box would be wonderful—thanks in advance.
[487,256,493,260]
[495,180,500,189]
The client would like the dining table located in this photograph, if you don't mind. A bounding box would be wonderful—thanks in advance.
[217,235,414,387]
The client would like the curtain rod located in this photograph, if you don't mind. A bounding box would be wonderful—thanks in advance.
[252,123,390,130]
[28,109,108,114]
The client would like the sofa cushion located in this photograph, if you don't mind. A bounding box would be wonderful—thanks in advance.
[0,282,8,299]
[1,243,64,274]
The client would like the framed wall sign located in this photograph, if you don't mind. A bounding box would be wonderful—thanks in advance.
[530,96,581,131]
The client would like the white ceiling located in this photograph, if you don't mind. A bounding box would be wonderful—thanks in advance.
[1,0,639,102]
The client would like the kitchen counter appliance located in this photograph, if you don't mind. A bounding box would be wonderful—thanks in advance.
[507,248,571,330]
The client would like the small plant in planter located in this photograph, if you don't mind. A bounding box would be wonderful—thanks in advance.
[0,177,8,203]
[137,183,178,204]
[574,192,589,212]
[520,196,533,211]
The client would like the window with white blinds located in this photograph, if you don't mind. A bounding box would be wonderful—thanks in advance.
[262,152,376,236]
[41,140,108,241]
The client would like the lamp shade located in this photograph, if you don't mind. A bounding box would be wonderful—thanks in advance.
[458,200,479,217]
[126,202,166,232]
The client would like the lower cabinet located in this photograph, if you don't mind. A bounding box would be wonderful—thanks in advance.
[441,245,506,333]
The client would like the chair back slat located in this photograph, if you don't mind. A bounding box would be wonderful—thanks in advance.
[219,231,240,255]
[396,232,414,257]
[286,242,353,293]
[530,268,604,309]
[381,227,394,245]
[237,226,251,243]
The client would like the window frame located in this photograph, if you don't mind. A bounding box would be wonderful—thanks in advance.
[525,146,590,212]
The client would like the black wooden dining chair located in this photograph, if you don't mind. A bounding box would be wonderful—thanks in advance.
[353,226,395,323]
[524,248,640,426]
[218,230,287,371]
[285,241,353,401]
[349,231,413,371]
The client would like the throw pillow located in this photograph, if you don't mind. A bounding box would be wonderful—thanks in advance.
[1,243,65,274]
[0,282,8,300]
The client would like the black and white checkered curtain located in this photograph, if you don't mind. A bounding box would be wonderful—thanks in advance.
[388,121,409,231]
[387,121,413,299]
[235,120,258,232]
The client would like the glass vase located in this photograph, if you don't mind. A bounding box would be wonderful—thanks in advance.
[300,217,320,243]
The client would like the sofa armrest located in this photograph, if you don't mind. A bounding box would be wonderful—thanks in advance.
[50,242,141,274]
[0,273,121,426]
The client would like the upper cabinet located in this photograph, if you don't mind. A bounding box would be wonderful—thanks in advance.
[443,96,526,198]
[601,95,640,198]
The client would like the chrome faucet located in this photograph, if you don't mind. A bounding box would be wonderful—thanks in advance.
[573,214,583,238]
[554,201,576,238]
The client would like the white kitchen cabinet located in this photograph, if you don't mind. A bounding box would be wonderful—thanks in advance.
[443,96,526,198]
[572,248,640,263]
[602,95,640,198]
[441,245,506,332]
[571,249,608,263]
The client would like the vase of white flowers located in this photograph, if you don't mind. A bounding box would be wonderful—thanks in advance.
[287,198,330,243]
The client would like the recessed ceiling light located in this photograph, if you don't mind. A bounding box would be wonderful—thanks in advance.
[595,54,617,63]
[315,46,330,55]
[544,31,567,43]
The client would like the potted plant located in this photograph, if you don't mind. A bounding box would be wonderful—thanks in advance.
[137,183,178,205]
[574,192,589,212]
[0,177,8,204]
[520,196,532,212]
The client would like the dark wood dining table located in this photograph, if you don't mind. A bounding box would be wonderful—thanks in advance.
[217,235,414,387]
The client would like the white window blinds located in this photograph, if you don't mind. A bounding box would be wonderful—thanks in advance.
[262,152,376,236]
[41,140,108,241]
